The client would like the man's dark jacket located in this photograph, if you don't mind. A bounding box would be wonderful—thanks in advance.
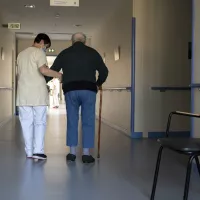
[46,42,108,94]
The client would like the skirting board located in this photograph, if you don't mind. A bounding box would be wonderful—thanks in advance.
[131,132,143,138]
[193,162,200,175]
[95,114,190,139]
[148,131,190,138]
[95,115,144,139]
[95,115,130,136]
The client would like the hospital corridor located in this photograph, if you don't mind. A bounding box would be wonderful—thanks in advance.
[0,0,200,200]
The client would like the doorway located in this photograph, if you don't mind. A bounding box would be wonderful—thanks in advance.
[46,56,64,109]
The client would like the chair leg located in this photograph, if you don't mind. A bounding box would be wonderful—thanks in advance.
[150,146,163,200]
[194,156,200,177]
[183,155,196,200]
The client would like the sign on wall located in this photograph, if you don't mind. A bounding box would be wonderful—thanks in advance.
[8,23,21,30]
[50,0,79,7]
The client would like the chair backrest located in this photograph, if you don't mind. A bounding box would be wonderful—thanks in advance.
[166,111,200,137]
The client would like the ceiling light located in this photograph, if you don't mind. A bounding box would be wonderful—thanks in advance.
[73,24,82,27]
[55,14,60,18]
[24,5,36,8]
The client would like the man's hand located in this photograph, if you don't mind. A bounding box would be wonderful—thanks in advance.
[39,65,63,82]
[97,85,102,92]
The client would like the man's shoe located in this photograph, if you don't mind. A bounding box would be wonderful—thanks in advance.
[26,156,33,159]
[66,153,76,162]
[32,154,47,160]
[82,155,95,164]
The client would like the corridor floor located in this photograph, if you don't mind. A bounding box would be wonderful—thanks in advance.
[0,106,200,200]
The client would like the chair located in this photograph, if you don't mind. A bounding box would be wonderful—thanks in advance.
[150,111,200,200]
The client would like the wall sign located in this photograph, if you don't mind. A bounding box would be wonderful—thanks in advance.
[48,48,55,53]
[8,23,21,30]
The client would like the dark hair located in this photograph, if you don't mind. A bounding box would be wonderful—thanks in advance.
[34,33,51,48]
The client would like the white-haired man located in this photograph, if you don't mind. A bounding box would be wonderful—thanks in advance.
[46,32,108,163]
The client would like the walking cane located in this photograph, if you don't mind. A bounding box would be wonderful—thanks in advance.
[97,86,103,158]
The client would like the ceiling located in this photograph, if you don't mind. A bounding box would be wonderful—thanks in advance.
[0,0,122,40]
[16,32,74,40]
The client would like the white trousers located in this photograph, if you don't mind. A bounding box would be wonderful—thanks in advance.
[18,106,47,156]
[53,93,59,107]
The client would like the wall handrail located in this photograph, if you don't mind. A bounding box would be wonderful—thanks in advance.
[190,83,200,88]
[151,86,191,92]
[0,87,13,90]
[102,87,131,91]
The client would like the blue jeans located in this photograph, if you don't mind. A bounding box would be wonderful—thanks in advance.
[65,90,96,148]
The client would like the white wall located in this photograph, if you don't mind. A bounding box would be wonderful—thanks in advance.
[191,0,200,138]
[0,27,15,124]
[92,0,133,135]
[92,0,192,137]
[133,0,192,136]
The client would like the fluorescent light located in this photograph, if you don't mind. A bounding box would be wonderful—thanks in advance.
[24,5,36,8]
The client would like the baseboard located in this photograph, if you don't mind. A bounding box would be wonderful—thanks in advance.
[96,115,144,139]
[95,115,129,136]
[95,115,190,140]
[148,131,190,139]
[192,160,200,175]
[131,132,143,138]
[0,116,13,129]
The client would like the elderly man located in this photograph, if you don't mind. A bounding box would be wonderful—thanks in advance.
[48,32,108,163]
[17,33,62,160]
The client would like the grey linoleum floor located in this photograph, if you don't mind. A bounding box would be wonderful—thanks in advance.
[0,104,199,200]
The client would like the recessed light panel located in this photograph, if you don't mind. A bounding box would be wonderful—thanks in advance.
[50,0,79,7]
[24,5,36,8]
